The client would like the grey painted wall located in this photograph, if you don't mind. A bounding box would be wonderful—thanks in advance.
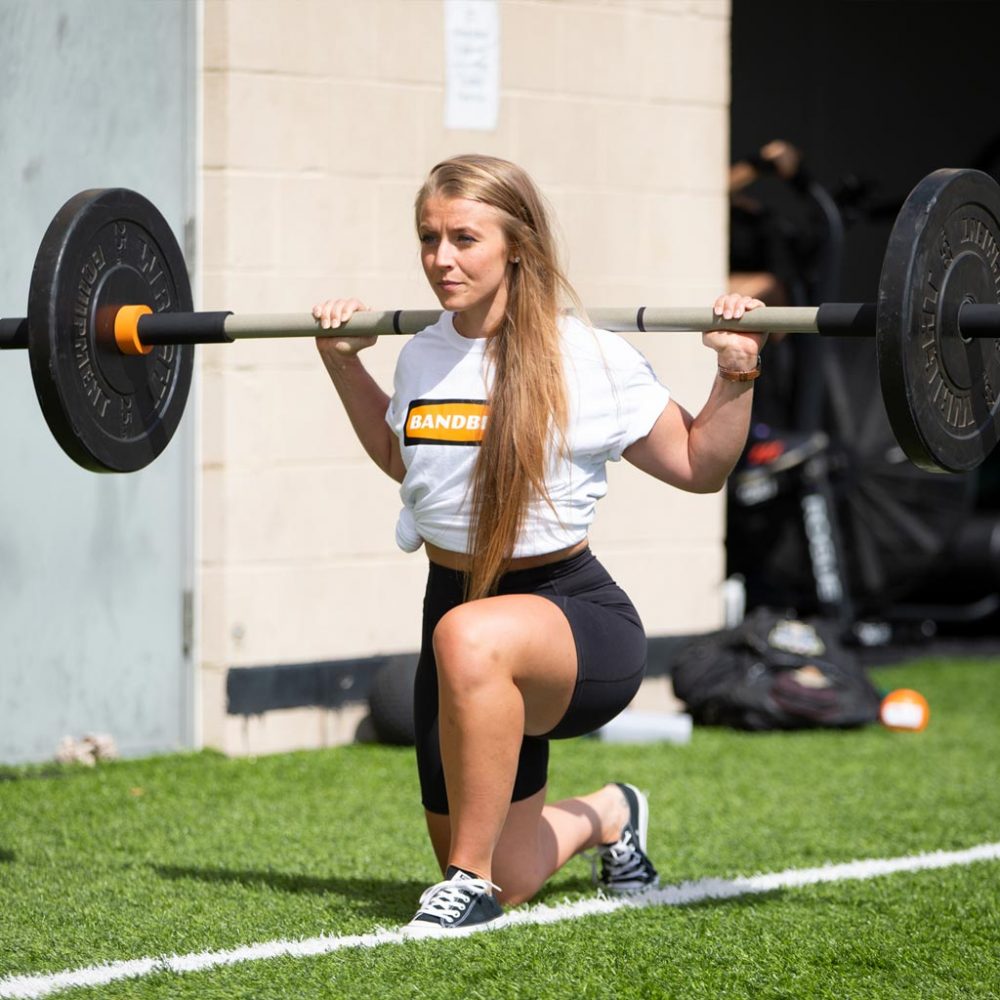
[0,0,197,763]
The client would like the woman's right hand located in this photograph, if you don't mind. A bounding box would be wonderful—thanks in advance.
[312,298,376,360]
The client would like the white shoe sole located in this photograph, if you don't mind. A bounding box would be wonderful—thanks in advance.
[402,913,509,939]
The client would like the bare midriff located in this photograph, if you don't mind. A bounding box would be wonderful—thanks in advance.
[424,538,589,573]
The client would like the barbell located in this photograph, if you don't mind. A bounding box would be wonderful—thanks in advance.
[1,167,999,475]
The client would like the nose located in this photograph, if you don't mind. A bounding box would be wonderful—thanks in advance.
[432,239,456,270]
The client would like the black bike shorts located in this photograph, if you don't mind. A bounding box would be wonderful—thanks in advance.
[414,547,647,815]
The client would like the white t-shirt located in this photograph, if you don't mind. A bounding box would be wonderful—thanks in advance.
[384,312,671,557]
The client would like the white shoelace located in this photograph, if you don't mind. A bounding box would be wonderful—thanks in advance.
[415,876,501,924]
[602,829,638,864]
[590,829,649,885]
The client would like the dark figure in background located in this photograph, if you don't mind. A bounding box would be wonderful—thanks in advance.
[725,141,845,617]
[727,140,834,432]
[729,139,806,307]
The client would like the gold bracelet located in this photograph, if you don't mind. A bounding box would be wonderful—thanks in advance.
[717,356,762,382]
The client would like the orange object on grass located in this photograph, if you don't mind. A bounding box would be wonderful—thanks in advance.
[879,688,930,732]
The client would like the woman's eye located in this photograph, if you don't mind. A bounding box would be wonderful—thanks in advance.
[457,233,476,244]
[419,233,437,245]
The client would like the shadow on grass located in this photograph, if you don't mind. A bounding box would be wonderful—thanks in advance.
[0,764,67,782]
[151,862,790,925]
[151,864,428,922]
[531,874,595,902]
[0,848,15,863]
[679,888,789,910]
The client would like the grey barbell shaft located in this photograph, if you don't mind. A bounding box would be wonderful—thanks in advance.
[223,306,826,341]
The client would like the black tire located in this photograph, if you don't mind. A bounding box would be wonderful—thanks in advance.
[368,657,418,746]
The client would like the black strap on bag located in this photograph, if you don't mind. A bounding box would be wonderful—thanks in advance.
[671,608,882,731]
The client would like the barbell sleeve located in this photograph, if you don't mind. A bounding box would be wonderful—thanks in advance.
[957,303,1000,338]
[0,317,29,350]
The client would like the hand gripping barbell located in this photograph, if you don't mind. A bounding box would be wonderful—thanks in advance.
[1,168,999,475]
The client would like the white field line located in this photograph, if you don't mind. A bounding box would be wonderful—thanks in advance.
[1,841,998,999]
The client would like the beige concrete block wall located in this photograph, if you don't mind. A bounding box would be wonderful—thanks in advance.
[199,0,732,754]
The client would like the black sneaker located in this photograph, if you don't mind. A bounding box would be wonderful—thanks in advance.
[405,866,506,936]
[595,783,660,894]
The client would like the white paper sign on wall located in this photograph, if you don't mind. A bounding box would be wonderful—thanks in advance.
[444,0,499,131]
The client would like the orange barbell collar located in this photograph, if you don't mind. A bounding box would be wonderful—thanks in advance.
[114,304,153,356]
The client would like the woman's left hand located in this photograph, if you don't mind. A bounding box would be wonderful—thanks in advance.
[704,293,767,371]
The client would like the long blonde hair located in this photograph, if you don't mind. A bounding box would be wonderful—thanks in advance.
[415,155,577,600]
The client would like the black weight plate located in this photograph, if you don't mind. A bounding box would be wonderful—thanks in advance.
[27,188,193,473]
[877,168,1000,473]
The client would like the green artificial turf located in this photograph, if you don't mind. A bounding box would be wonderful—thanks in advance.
[0,657,998,998]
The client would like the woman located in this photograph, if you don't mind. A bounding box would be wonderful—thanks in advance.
[313,155,764,935]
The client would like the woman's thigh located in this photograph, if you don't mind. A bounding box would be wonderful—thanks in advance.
[432,593,579,736]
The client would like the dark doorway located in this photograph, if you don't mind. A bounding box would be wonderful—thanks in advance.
[727,1,1000,637]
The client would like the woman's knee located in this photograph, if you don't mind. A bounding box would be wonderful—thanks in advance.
[432,604,505,688]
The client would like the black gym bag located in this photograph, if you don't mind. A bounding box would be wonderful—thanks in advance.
[670,608,882,731]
